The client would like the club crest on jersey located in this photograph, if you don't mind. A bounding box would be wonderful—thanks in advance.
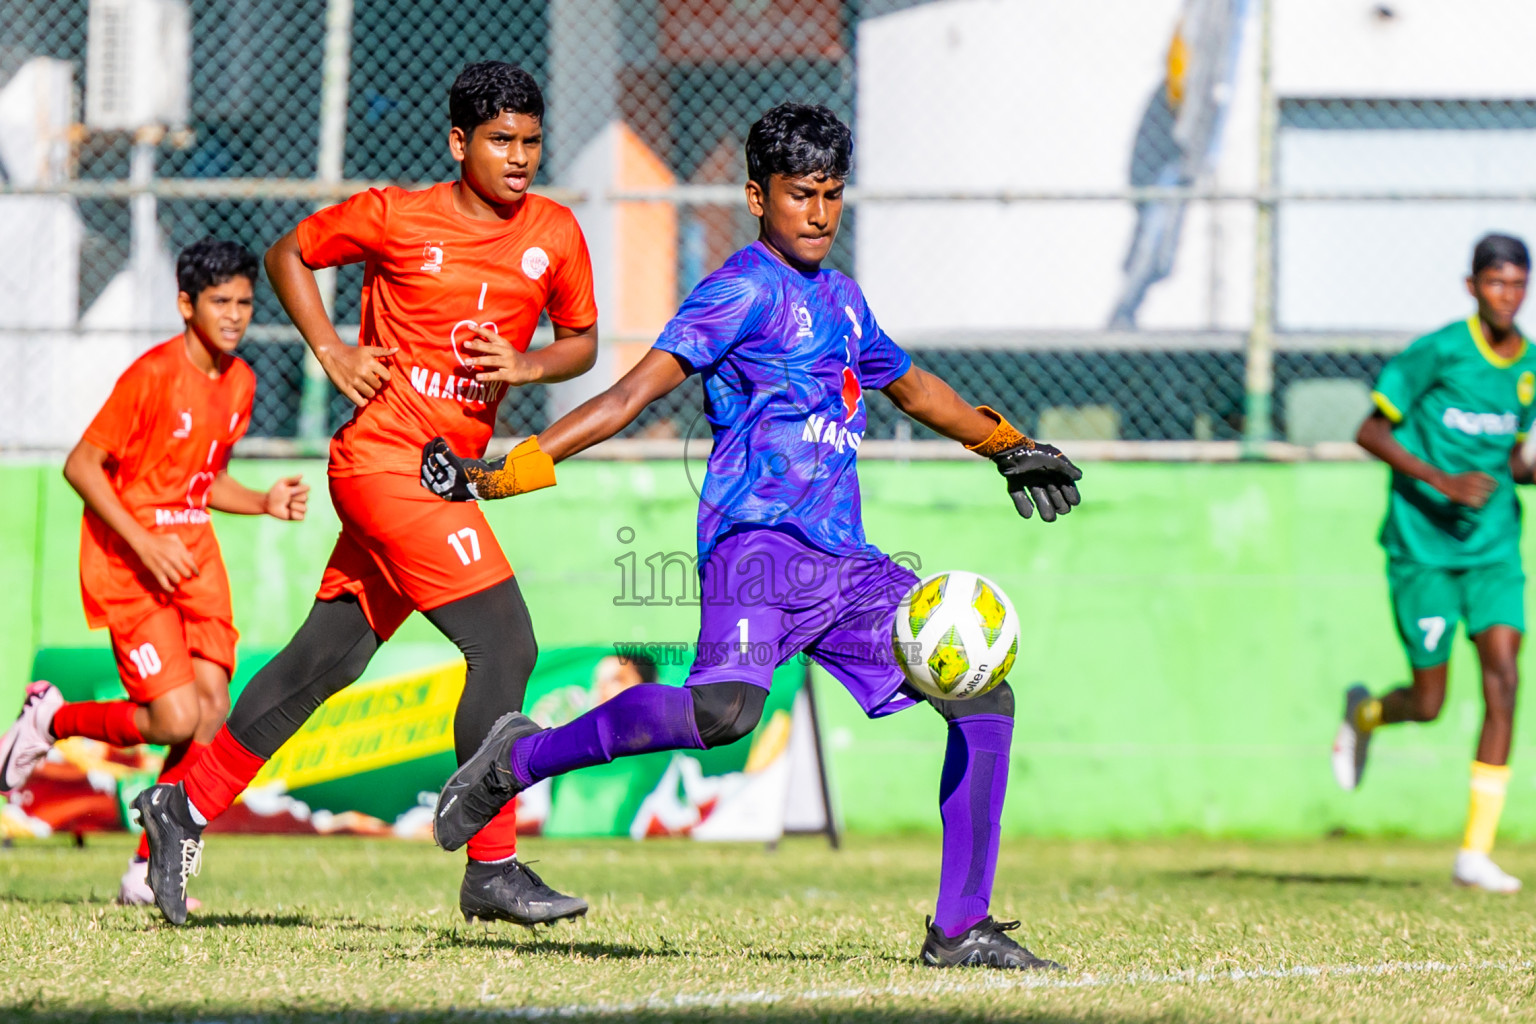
[1520,371,1535,407]
[420,244,444,273]
[793,304,813,337]
[522,247,550,280]
[172,409,192,438]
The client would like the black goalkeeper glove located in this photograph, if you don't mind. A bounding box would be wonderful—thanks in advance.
[421,437,500,502]
[991,441,1083,523]
[421,436,558,501]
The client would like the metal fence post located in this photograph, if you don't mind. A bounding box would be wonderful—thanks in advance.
[297,0,355,448]
[1243,0,1277,457]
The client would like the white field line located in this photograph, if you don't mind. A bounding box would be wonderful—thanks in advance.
[474,957,1535,1019]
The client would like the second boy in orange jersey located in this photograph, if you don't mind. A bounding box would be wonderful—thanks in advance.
[134,62,598,926]
[0,239,309,907]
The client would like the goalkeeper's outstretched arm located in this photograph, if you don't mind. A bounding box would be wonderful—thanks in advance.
[537,349,689,461]
[420,349,689,501]
[883,366,1082,523]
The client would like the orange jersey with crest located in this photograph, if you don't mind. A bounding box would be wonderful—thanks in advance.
[79,337,255,628]
[296,184,598,477]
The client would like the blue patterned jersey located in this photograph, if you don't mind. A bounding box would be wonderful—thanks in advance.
[653,242,912,559]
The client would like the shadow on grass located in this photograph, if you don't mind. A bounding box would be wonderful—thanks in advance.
[440,929,917,967]
[1167,867,1423,887]
[4,1010,1113,1024]
[0,892,103,907]
[440,929,684,959]
[178,912,321,929]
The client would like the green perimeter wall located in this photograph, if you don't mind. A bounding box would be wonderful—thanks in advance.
[5,458,1535,841]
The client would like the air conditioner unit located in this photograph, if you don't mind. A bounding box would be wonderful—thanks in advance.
[85,0,190,131]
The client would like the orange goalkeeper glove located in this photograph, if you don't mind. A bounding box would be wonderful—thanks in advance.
[420,436,556,501]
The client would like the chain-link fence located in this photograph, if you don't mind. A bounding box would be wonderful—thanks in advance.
[4,0,1536,456]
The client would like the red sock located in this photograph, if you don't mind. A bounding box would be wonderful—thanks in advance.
[467,799,519,862]
[135,740,209,859]
[51,701,144,747]
[182,726,266,823]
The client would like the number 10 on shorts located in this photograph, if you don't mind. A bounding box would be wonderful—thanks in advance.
[447,527,482,566]
[128,642,162,678]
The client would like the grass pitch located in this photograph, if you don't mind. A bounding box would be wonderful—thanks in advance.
[2,833,1534,1022]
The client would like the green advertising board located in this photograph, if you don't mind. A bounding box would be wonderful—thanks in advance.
[6,458,1536,840]
[22,642,807,840]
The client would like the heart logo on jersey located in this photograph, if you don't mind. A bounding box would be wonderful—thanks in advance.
[450,319,500,367]
[185,471,215,509]
[840,367,862,423]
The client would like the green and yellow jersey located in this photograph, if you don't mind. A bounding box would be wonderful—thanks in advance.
[1373,316,1536,568]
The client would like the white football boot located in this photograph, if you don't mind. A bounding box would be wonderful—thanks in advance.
[1331,684,1373,791]
[1453,850,1521,893]
[0,682,62,792]
[118,859,203,910]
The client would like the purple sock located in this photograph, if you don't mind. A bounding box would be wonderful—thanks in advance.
[510,683,705,787]
[933,713,1013,939]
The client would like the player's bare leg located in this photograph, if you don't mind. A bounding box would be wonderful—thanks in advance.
[1332,664,1446,791]
[1454,627,1521,892]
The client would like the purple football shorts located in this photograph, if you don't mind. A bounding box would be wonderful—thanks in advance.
[686,527,922,718]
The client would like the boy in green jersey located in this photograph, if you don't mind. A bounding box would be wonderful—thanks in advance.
[1333,234,1536,893]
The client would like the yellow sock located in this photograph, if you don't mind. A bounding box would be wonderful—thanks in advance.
[1353,698,1383,733]
[1461,761,1511,855]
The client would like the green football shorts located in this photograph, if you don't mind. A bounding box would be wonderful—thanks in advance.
[1388,558,1526,669]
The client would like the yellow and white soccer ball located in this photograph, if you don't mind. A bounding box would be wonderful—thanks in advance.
[891,571,1019,701]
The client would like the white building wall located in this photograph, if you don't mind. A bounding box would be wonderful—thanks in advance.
[857,0,1536,335]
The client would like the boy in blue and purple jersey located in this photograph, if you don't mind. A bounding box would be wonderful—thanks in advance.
[420,103,1082,969]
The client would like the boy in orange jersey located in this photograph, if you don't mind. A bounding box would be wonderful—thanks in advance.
[0,239,309,906]
[133,62,599,926]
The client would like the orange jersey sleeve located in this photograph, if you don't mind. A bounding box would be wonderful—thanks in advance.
[82,357,155,461]
[544,215,598,330]
[311,184,600,477]
[296,188,389,269]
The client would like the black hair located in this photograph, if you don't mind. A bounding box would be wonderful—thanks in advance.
[449,61,544,134]
[1473,233,1530,276]
[745,102,852,189]
[624,652,659,685]
[176,238,258,303]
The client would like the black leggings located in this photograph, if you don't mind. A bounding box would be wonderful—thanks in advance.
[227,579,537,761]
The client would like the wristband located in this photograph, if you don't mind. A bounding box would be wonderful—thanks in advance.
[468,437,557,499]
[964,406,1034,458]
